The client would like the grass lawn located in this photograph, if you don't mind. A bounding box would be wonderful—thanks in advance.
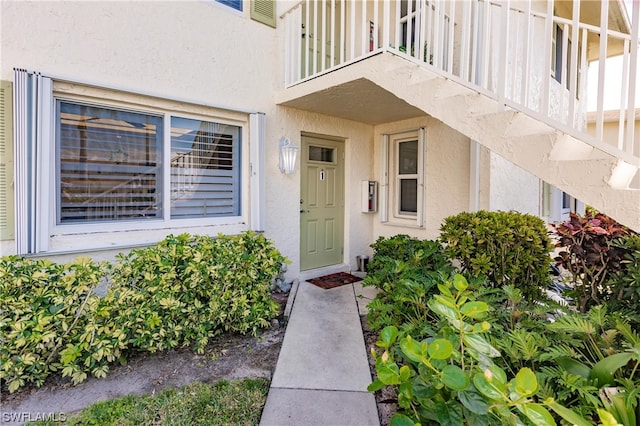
[29,379,269,426]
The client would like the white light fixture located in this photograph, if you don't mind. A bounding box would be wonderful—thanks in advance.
[279,136,299,174]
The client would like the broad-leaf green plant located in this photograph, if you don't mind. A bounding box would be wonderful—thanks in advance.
[363,235,453,338]
[368,274,586,426]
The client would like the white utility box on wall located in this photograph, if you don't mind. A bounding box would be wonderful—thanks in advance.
[361,181,378,213]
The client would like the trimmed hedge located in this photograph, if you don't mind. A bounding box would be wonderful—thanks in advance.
[0,232,285,393]
[439,210,553,300]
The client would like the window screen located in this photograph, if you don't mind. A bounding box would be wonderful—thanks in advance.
[398,140,418,214]
[170,117,241,218]
[57,102,163,223]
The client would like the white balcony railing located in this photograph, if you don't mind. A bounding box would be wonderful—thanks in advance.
[282,0,640,174]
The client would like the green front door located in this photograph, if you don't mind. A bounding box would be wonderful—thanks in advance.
[300,135,344,271]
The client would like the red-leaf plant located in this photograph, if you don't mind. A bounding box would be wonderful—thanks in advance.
[551,212,634,313]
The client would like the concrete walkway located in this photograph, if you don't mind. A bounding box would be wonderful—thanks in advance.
[260,279,380,426]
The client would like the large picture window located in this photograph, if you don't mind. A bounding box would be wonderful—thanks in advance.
[57,102,163,223]
[55,101,241,225]
[13,69,260,255]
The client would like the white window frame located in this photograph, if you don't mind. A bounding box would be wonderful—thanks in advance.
[51,97,246,235]
[380,128,425,227]
[394,137,419,217]
[14,70,265,255]
[541,182,585,223]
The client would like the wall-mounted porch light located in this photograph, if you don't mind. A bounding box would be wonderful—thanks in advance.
[279,136,299,174]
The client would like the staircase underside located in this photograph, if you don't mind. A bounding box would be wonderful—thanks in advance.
[277,53,640,232]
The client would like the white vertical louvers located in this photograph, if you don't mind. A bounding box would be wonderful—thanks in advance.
[13,69,52,254]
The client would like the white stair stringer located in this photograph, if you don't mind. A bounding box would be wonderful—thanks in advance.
[364,55,640,231]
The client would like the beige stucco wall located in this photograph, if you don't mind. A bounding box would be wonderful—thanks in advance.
[1,1,279,110]
[1,0,592,276]
[489,152,541,215]
[371,116,471,242]
[268,107,375,276]
[0,0,380,279]
[0,1,282,258]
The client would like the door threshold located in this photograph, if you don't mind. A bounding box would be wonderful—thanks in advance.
[299,263,350,282]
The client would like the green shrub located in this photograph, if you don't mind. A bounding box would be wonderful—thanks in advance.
[1,231,286,393]
[364,224,640,424]
[439,210,553,300]
[369,275,588,426]
[606,234,640,316]
[552,212,635,312]
[363,235,454,337]
[108,232,284,354]
[0,256,117,392]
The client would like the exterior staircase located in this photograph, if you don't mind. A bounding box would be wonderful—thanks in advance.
[279,0,640,232]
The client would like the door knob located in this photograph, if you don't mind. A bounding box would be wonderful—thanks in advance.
[300,209,310,213]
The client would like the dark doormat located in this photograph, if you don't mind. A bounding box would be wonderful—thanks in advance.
[307,272,362,290]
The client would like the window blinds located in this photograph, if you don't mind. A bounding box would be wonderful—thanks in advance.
[170,117,240,219]
[57,102,163,223]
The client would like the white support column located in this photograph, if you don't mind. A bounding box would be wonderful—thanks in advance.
[350,0,356,60]
[382,0,389,50]
[361,0,367,56]
[373,0,379,51]
[520,0,532,106]
[481,0,491,89]
[568,0,580,127]
[619,39,630,151]
[497,0,510,101]
[407,0,414,57]
[313,0,319,74]
[249,113,266,232]
[447,0,455,72]
[425,0,433,61]
[330,0,335,66]
[542,0,554,117]
[470,1,479,84]
[469,140,481,212]
[379,134,389,223]
[340,0,345,63]
[305,0,310,78]
[295,6,302,82]
[561,24,569,89]
[626,1,639,155]
[433,0,443,68]
[459,0,471,80]
[579,28,588,115]
[595,0,609,140]
[417,0,426,62]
